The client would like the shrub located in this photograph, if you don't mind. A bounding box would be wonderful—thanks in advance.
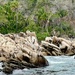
[0,0,26,34]
[58,10,68,18]
[37,32,49,41]
[0,0,75,41]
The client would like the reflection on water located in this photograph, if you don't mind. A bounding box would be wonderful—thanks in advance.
[0,56,75,75]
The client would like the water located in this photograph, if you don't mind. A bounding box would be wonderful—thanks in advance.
[0,56,75,75]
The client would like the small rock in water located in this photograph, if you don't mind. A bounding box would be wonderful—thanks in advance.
[3,66,13,74]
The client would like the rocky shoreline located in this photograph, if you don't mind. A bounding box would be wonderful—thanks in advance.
[0,31,75,74]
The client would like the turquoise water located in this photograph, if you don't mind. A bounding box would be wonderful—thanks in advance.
[0,56,75,75]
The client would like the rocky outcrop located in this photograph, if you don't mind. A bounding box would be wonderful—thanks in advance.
[0,31,48,74]
[41,36,75,56]
[0,30,75,74]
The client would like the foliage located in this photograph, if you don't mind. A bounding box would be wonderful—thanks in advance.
[0,0,26,34]
[37,32,49,41]
[0,0,75,41]
[25,19,40,32]
[36,8,49,26]
[49,21,74,37]
[58,10,68,18]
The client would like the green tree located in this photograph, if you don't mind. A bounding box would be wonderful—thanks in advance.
[0,0,26,34]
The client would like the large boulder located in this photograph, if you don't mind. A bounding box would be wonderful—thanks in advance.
[0,31,48,74]
[41,36,75,56]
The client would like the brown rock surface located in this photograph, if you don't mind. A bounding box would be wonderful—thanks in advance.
[0,31,48,74]
[41,36,75,56]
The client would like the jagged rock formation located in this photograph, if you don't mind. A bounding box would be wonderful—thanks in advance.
[0,31,75,74]
[41,36,75,56]
[0,31,48,74]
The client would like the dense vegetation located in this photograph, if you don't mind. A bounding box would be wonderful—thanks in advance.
[0,0,75,41]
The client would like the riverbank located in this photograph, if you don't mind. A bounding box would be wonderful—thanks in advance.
[0,30,49,74]
[0,30,75,74]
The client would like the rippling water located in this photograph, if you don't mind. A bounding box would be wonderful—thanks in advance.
[0,56,75,75]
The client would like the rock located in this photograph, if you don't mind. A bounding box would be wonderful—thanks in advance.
[41,36,75,56]
[18,32,27,37]
[3,66,13,74]
[0,31,48,74]
[41,41,60,51]
[0,57,6,62]
[45,37,52,43]
[26,30,36,37]
[0,30,75,74]
[30,54,49,67]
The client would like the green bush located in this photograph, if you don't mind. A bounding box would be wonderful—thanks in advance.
[58,10,68,18]
[0,0,75,41]
[37,32,49,41]
[52,21,75,36]
[0,0,26,34]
